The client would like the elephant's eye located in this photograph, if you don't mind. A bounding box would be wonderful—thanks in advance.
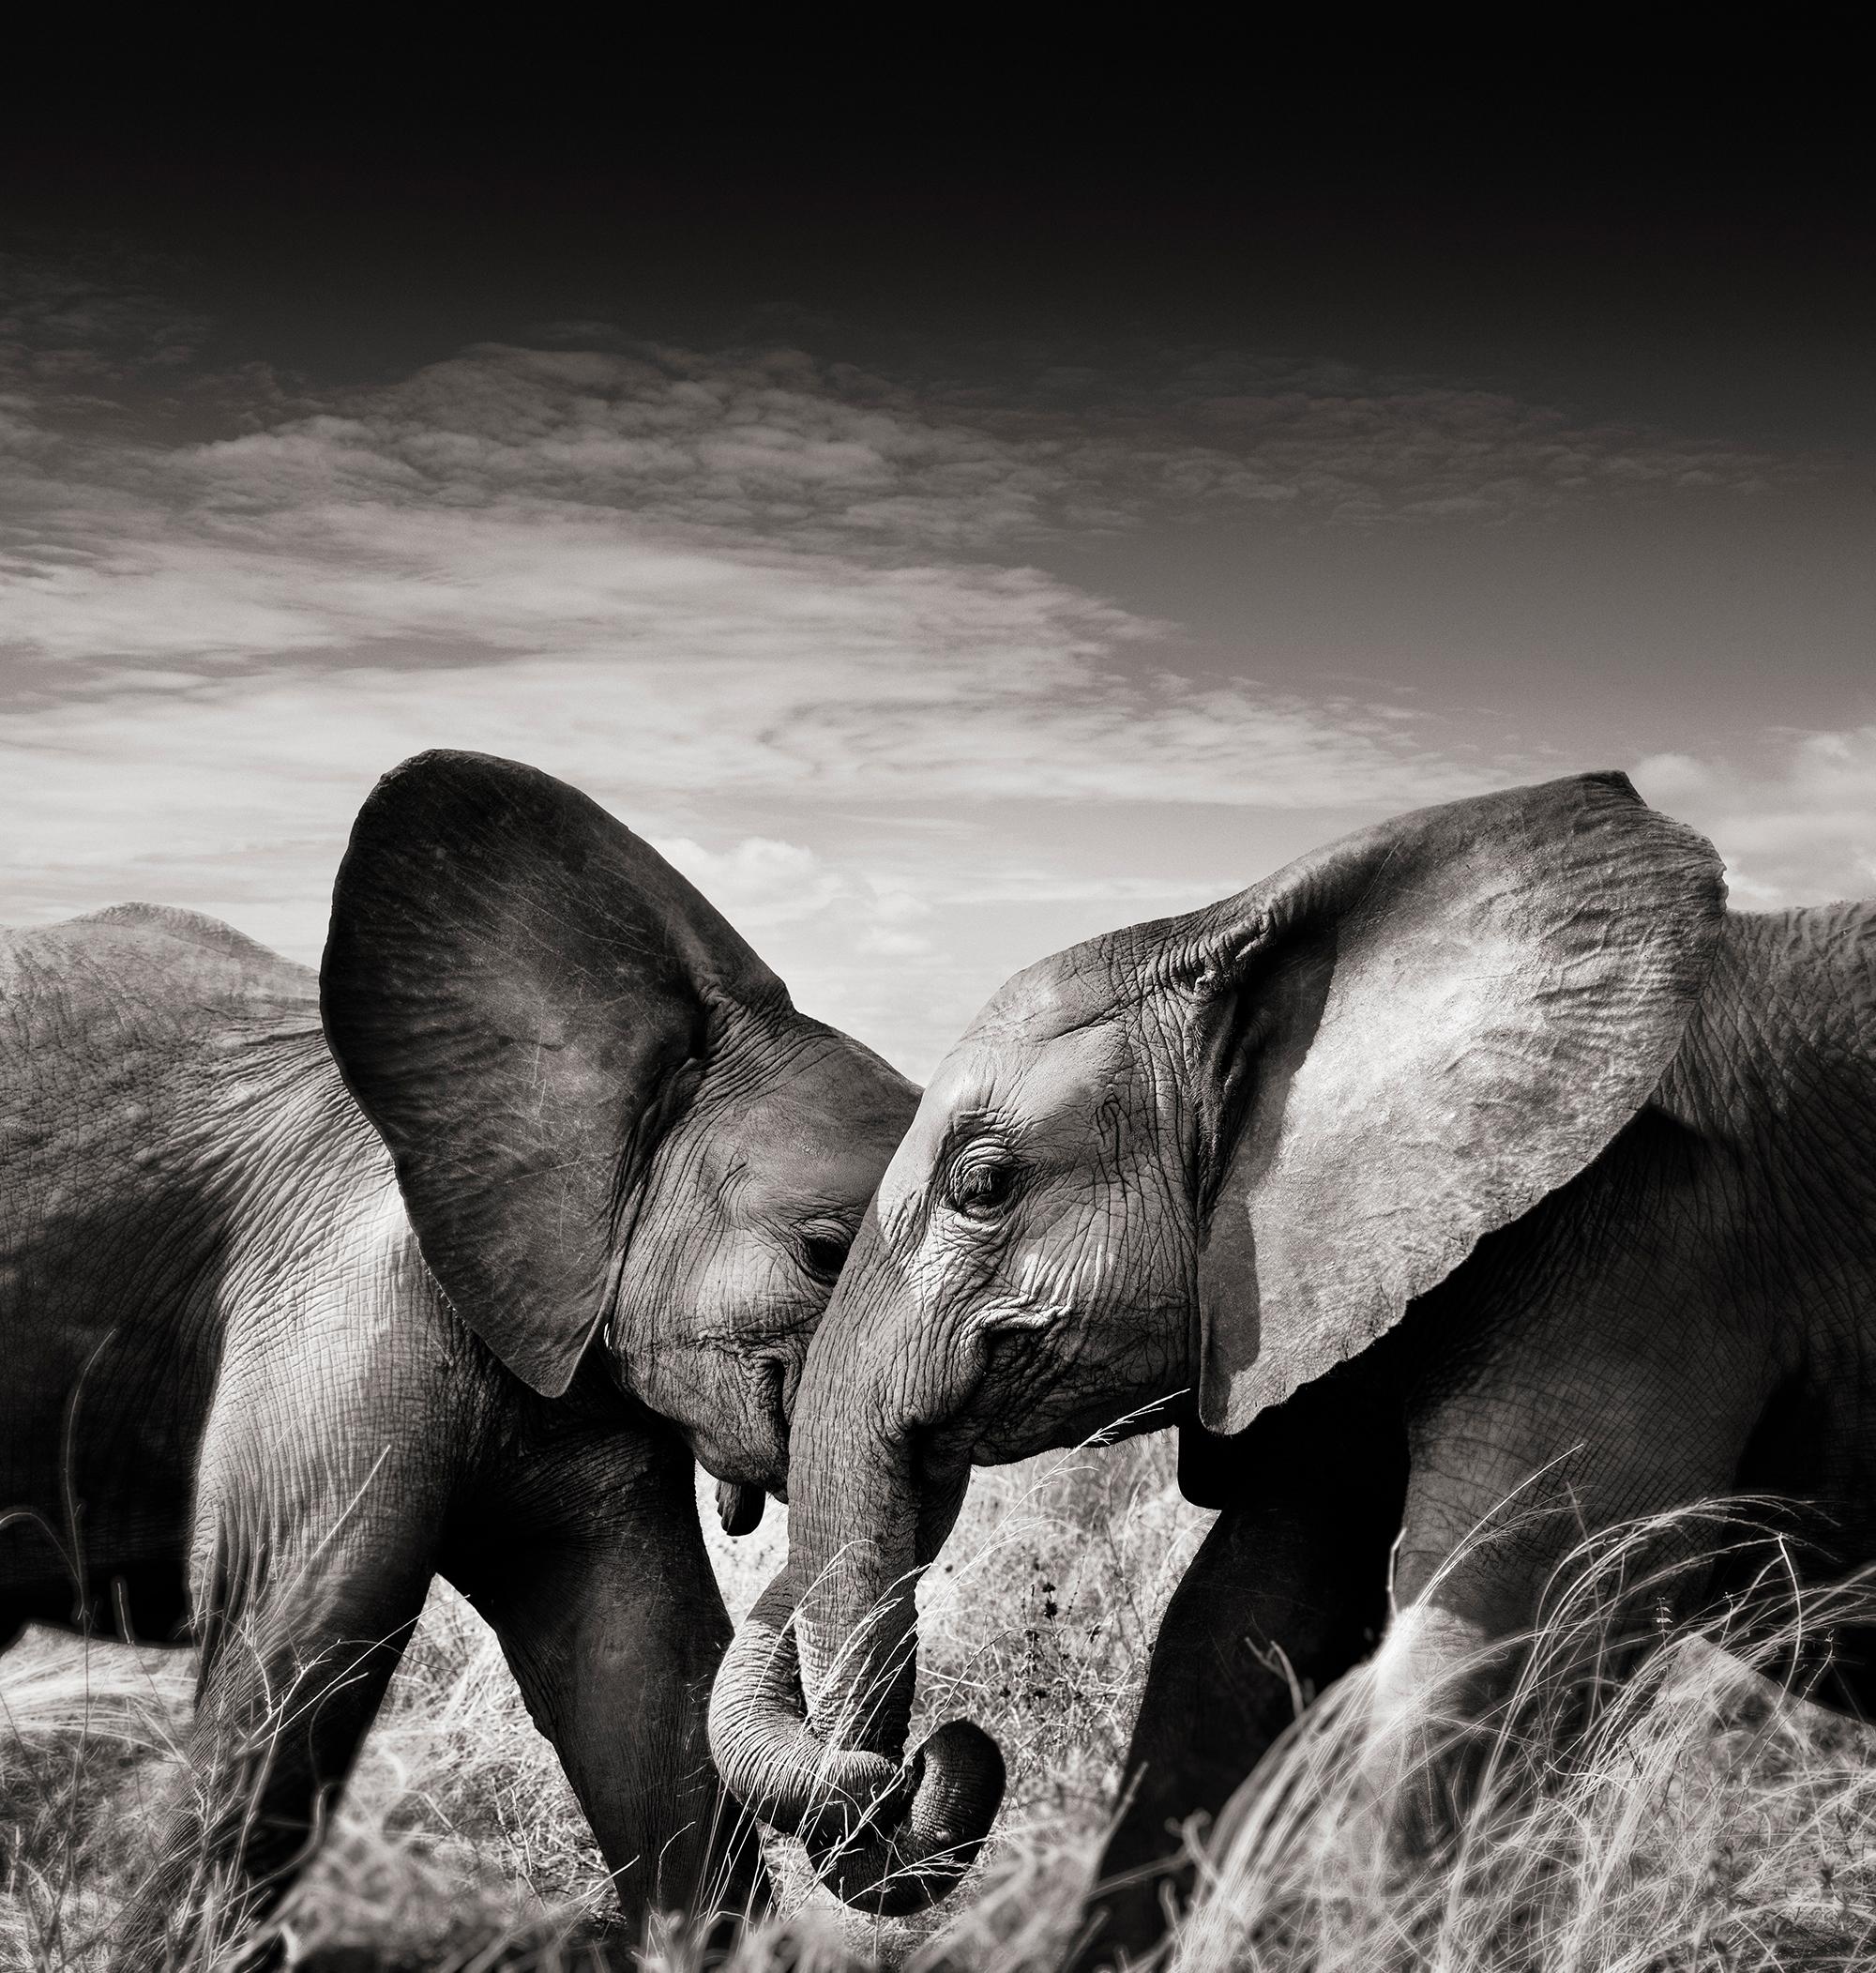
[799,1231,852,1282]
[947,1152,1020,1219]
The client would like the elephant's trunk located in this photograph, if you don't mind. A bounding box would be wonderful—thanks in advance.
[708,1260,1005,1914]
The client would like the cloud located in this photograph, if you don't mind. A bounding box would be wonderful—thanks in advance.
[1127,357,1800,519]
[0,436,1479,1071]
[3,328,1803,589]
[0,245,208,393]
[0,253,1843,1070]
[0,630,1490,1070]
[0,566,1489,821]
[1634,731,1876,906]
[653,833,939,972]
[176,341,1808,542]
[2,329,1507,818]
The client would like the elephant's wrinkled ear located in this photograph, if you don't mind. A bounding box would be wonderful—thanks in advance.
[322,751,783,1397]
[1187,771,1725,1435]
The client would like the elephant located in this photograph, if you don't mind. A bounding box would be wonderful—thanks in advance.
[707,770,1876,1965]
[0,751,916,1965]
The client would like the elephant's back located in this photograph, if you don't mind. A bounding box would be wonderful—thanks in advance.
[1658,906,1876,1355]
[0,903,326,1301]
[0,903,317,1024]
[1766,901,1876,1060]
[0,903,320,1118]
[1687,906,1876,1089]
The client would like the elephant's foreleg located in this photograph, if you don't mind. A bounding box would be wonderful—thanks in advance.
[114,1555,437,1965]
[1362,1306,1770,1859]
[112,1343,450,1965]
[451,1431,768,1946]
[1069,1375,1407,1973]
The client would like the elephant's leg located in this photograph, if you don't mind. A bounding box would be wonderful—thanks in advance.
[112,1359,451,1966]
[1717,1386,1876,1720]
[449,1429,768,1946]
[1366,1313,1767,1853]
[1069,1370,1408,1973]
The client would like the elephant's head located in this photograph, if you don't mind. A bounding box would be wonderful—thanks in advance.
[320,751,916,1520]
[707,771,1726,1906]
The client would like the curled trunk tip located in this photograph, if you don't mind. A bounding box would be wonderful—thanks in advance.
[708,1575,1006,1915]
[805,1716,1006,1916]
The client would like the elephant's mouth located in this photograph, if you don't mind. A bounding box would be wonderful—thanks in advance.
[682,1353,793,1499]
[707,1357,794,1534]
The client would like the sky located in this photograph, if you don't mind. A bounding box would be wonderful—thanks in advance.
[3,115,1871,1078]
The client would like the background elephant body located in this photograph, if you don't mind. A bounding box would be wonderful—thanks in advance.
[3,907,270,1654]
[0,752,917,1964]
[708,774,1876,1967]
[1,905,551,1958]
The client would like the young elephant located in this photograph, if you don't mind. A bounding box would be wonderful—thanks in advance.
[709,771,1876,1965]
[0,751,915,1964]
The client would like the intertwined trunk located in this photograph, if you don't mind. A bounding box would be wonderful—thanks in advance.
[708,1223,1004,1913]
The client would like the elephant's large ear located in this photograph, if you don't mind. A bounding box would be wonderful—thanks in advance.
[321,751,784,1397]
[1185,772,1724,1434]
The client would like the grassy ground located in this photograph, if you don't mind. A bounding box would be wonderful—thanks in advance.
[4,1443,1875,1969]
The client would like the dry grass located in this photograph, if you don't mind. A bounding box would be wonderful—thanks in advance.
[5,1448,1875,1970]
[1172,1510,1876,1973]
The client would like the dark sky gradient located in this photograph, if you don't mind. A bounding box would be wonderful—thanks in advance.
[13,146,1867,392]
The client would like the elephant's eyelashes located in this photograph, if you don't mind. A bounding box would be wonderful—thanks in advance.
[946,1152,1021,1218]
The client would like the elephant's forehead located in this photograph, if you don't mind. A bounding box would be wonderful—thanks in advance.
[737,1050,913,1157]
[962,939,1127,1043]
[717,1113,907,1229]
[703,1027,916,1209]
[738,1102,904,1183]
[882,1050,986,1200]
